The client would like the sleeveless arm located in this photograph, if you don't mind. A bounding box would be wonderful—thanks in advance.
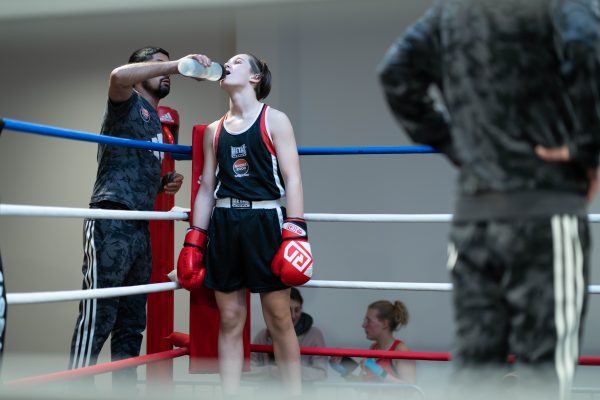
[389,341,417,384]
[191,121,218,229]
[268,109,304,218]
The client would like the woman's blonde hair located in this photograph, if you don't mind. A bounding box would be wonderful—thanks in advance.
[368,300,409,331]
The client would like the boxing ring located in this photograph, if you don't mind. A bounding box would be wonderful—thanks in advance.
[1,116,600,398]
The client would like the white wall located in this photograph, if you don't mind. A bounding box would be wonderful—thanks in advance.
[1,0,598,386]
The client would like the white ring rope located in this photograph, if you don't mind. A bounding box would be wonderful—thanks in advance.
[2,203,599,304]
[304,213,453,223]
[7,282,179,305]
[305,213,600,223]
[6,280,599,305]
[302,281,600,294]
[3,204,600,223]
[303,280,453,291]
[0,204,188,221]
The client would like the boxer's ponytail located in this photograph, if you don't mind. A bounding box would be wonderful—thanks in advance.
[368,300,410,331]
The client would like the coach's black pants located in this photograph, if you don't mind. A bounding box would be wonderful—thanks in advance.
[448,215,589,400]
[69,218,152,388]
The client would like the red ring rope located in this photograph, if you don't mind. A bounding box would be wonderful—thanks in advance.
[251,344,600,365]
[6,340,599,386]
[6,348,188,386]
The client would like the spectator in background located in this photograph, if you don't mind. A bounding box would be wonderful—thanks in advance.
[332,300,416,384]
[252,287,328,382]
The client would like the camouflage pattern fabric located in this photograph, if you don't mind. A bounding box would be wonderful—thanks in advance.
[0,251,5,370]
[448,215,589,399]
[378,0,600,220]
[70,218,152,384]
[378,3,598,397]
[70,90,163,387]
[91,91,163,211]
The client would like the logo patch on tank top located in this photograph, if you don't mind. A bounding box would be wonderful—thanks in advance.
[233,159,250,177]
[231,144,247,159]
[140,107,151,122]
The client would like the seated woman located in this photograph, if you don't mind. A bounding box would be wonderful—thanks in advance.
[332,300,416,384]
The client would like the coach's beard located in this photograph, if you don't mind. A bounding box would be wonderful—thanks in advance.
[143,80,170,99]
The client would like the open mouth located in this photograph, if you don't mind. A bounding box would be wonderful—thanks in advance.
[220,70,231,81]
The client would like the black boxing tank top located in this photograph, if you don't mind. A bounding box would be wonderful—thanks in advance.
[213,104,286,201]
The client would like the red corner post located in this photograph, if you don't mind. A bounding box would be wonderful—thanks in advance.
[146,106,179,386]
[188,124,251,373]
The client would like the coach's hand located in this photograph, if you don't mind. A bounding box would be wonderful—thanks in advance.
[162,172,184,195]
[535,145,599,202]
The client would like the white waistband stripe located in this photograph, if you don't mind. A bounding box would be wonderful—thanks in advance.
[215,198,282,209]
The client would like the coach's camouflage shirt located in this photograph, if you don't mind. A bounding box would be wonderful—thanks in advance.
[379,0,600,220]
[90,91,163,211]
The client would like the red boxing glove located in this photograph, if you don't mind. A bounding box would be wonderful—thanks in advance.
[176,226,207,291]
[271,218,313,286]
[157,106,180,142]
[157,106,180,127]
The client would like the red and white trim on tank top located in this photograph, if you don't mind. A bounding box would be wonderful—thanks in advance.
[259,104,276,155]
[365,339,401,378]
[213,115,226,156]
[212,116,226,197]
[260,105,286,197]
[213,105,266,155]
[213,104,286,199]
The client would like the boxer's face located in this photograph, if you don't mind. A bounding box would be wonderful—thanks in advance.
[221,54,254,87]
[141,52,171,99]
[290,299,302,327]
[362,308,386,340]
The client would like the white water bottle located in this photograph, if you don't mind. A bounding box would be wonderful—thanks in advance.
[178,58,225,81]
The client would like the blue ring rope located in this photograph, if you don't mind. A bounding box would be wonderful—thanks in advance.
[0,118,437,158]
[1,118,194,160]
[299,146,435,155]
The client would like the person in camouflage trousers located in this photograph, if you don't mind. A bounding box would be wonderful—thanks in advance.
[378,1,600,399]
[0,250,5,372]
[69,47,214,389]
